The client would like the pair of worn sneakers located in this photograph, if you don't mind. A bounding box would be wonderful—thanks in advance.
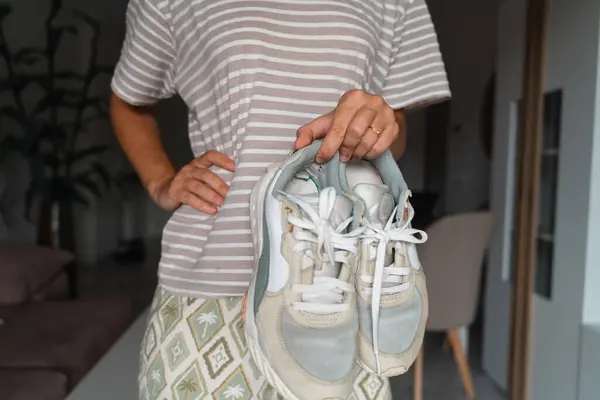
[243,140,428,400]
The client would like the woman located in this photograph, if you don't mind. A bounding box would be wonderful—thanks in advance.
[110,1,450,398]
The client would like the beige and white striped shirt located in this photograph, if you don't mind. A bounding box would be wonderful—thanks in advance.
[111,0,451,298]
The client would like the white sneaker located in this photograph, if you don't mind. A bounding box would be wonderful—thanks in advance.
[340,156,429,377]
[244,142,362,400]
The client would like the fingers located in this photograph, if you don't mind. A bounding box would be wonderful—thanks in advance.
[339,106,377,162]
[352,110,388,159]
[194,150,235,172]
[353,127,379,160]
[169,166,227,214]
[365,121,400,159]
[167,150,236,214]
[316,106,355,163]
[295,112,333,150]
[188,167,229,201]
[298,91,398,163]
[180,191,220,215]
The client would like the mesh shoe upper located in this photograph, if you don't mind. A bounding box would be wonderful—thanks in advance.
[247,142,362,399]
[338,155,429,376]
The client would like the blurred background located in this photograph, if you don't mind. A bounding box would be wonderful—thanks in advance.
[1,0,599,399]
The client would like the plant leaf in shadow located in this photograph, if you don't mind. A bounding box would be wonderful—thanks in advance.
[0,1,114,248]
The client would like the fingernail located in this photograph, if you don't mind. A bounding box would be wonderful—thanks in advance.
[315,156,323,164]
[340,153,350,162]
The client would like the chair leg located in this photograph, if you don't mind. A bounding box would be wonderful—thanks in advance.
[413,345,424,400]
[447,329,475,399]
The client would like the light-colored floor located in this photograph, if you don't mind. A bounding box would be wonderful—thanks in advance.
[76,240,505,400]
[389,331,505,399]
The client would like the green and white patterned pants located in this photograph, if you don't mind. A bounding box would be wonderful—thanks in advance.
[138,286,391,400]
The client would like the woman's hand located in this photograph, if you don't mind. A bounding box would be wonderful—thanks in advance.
[149,150,235,214]
[295,90,400,163]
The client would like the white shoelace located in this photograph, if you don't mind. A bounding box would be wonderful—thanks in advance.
[279,187,364,314]
[360,195,428,373]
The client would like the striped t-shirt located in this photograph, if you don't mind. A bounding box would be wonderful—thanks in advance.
[111,0,451,298]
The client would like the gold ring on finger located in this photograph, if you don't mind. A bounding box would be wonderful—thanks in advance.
[369,125,382,136]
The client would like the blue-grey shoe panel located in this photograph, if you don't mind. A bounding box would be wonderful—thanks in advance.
[357,292,422,354]
[281,310,357,382]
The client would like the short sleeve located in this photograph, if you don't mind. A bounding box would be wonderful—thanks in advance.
[381,0,451,110]
[111,0,176,106]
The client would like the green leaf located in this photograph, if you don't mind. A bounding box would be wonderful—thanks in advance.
[0,5,12,23]
[73,10,100,34]
[91,161,111,189]
[59,121,76,132]
[42,152,61,169]
[70,186,91,207]
[32,90,82,114]
[83,97,109,120]
[0,136,23,159]
[57,26,78,36]
[28,157,48,187]
[68,145,108,165]
[36,122,67,143]
[74,174,102,198]
[85,105,109,122]
[13,48,46,66]
[6,74,47,93]
[0,105,27,126]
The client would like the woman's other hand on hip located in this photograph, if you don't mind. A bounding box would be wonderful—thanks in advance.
[149,150,235,214]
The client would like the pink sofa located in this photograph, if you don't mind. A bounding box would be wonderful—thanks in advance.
[0,244,135,400]
[0,244,74,304]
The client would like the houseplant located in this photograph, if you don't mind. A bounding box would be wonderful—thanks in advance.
[0,0,113,250]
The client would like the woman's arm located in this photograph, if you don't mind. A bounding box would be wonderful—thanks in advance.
[110,93,177,204]
[111,93,235,213]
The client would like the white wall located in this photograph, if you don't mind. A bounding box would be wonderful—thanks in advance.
[583,16,600,325]
[578,12,600,400]
[484,0,600,398]
[579,325,600,400]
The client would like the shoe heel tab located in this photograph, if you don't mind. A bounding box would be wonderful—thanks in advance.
[372,150,408,200]
[323,152,344,194]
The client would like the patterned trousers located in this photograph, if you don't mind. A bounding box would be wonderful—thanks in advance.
[138,286,391,399]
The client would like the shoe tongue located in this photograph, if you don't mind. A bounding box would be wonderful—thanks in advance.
[285,173,353,283]
[304,194,353,227]
[353,183,396,226]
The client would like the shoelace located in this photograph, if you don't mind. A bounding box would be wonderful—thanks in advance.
[279,187,364,314]
[360,196,428,374]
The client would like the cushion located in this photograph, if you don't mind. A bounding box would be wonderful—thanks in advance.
[0,299,134,388]
[0,244,74,305]
[0,370,68,400]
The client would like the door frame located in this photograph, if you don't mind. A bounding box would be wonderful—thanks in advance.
[508,0,551,398]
